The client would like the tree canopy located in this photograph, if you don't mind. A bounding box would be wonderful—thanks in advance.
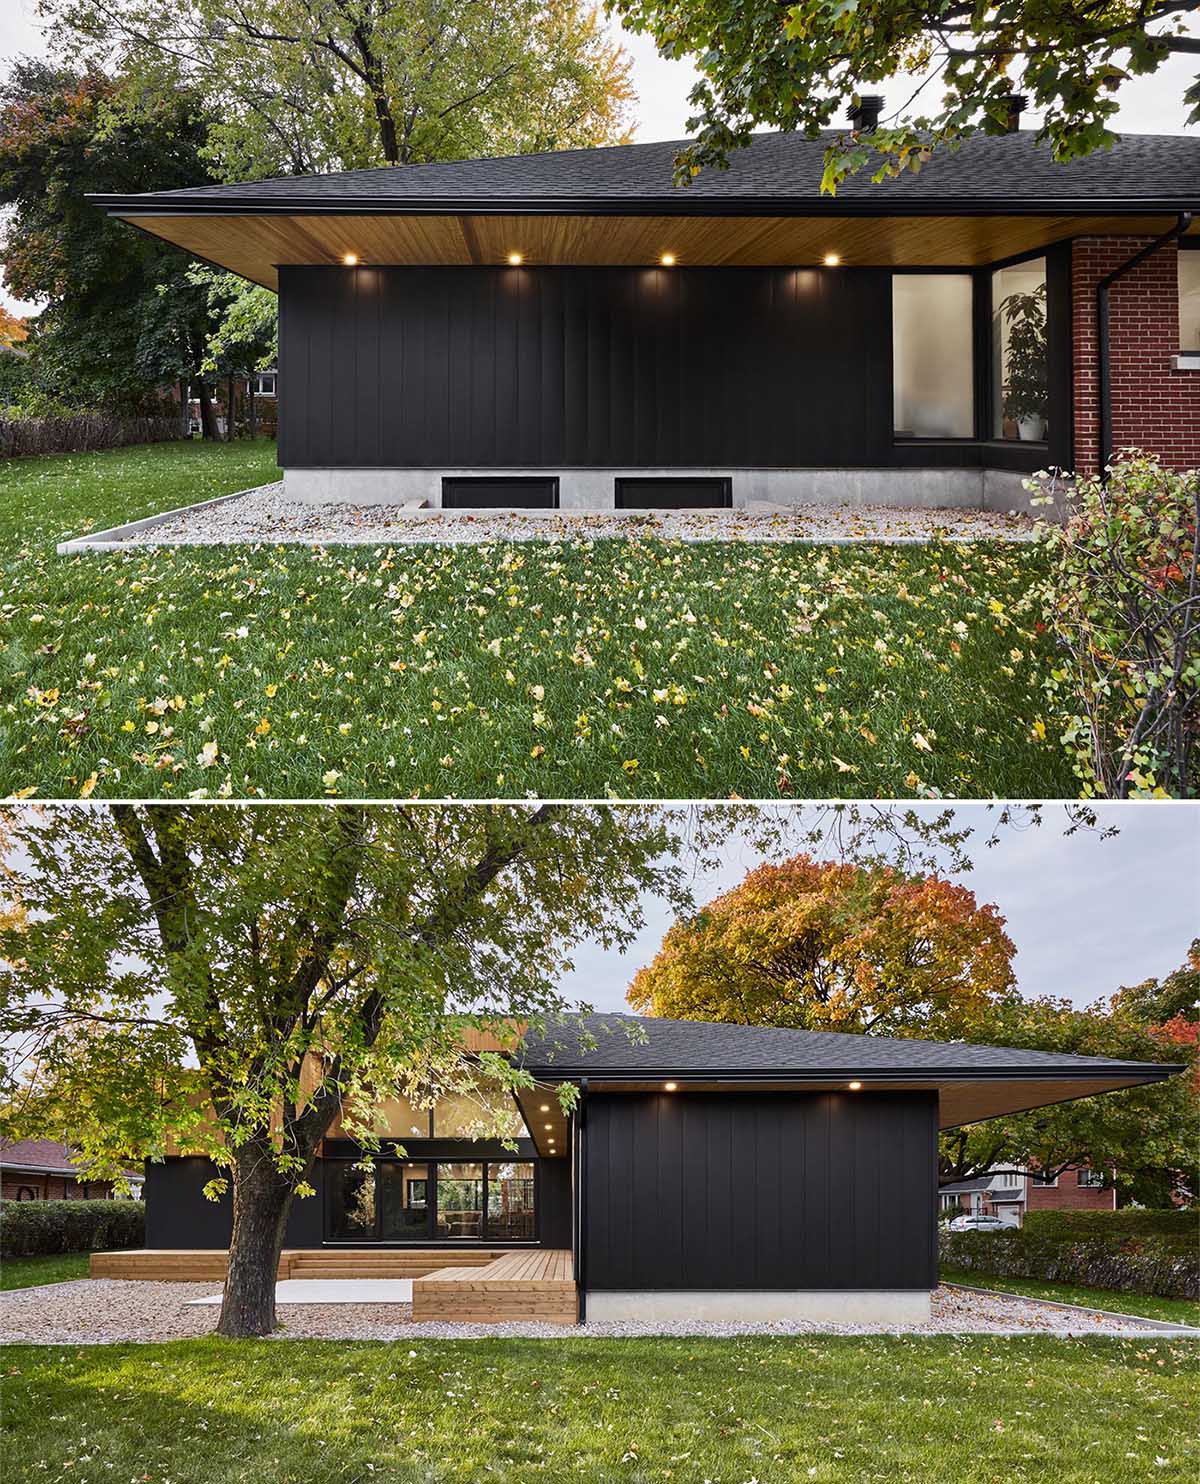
[630,854,1197,1201]
[42,0,636,178]
[0,803,731,1334]
[628,853,1018,1038]
[609,0,1200,192]
[0,59,215,408]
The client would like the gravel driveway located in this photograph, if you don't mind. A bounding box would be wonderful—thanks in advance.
[1,1279,1188,1344]
[69,483,1041,549]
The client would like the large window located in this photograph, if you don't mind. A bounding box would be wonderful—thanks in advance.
[487,1162,535,1241]
[1181,248,1200,352]
[992,257,1048,441]
[892,274,974,438]
[437,1161,484,1239]
[327,1159,535,1242]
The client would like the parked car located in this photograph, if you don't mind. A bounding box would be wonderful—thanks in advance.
[948,1214,1010,1232]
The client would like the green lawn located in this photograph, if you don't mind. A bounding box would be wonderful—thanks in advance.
[941,1269,1200,1328]
[0,1251,91,1291]
[1,1336,1196,1484]
[2,440,1077,800]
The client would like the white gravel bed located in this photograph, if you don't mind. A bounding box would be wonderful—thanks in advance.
[77,482,1040,547]
[2,1278,1190,1344]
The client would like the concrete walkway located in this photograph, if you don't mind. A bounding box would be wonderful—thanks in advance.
[188,1277,414,1306]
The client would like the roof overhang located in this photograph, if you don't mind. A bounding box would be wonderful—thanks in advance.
[511,1065,1183,1152]
[90,194,1200,290]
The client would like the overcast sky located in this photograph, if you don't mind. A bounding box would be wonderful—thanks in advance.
[1,2,1196,314]
[559,803,1199,1015]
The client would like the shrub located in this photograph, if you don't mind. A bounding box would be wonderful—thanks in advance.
[1035,452,1200,798]
[0,1199,144,1258]
[939,1226,1198,1300]
[1022,1208,1197,1247]
[0,410,180,459]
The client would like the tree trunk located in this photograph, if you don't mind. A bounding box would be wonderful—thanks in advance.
[226,374,236,441]
[247,376,257,439]
[217,1143,294,1338]
[178,379,189,439]
[197,381,219,441]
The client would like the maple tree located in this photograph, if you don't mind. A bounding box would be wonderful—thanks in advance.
[0,305,28,346]
[0,802,744,1337]
[610,0,1200,193]
[628,853,1018,1038]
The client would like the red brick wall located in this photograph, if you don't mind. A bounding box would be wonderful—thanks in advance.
[1026,1167,1116,1212]
[0,1174,114,1201]
[1071,236,1200,475]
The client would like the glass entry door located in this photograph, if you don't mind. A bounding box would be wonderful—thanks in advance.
[379,1161,431,1240]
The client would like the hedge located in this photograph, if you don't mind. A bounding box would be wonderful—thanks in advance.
[0,1199,145,1258]
[0,413,179,459]
[1022,1208,1197,1247]
[939,1226,1198,1300]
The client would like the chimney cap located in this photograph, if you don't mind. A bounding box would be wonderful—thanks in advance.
[846,95,885,131]
[999,93,1028,132]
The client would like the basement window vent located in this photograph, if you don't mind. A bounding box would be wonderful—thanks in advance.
[441,477,560,509]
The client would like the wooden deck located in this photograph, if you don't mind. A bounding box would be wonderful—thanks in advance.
[89,1248,508,1281]
[412,1249,577,1325]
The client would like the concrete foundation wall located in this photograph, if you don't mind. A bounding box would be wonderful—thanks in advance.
[284,466,1038,513]
[585,1289,933,1325]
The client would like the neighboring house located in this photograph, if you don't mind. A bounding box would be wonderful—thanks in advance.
[91,123,1198,513]
[0,1139,143,1202]
[133,1014,1181,1324]
[940,1164,1114,1225]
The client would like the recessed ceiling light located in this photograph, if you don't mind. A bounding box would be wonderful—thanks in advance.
[848,1081,863,1091]
[342,253,358,266]
[508,251,523,265]
[544,1123,553,1129]
[664,1082,677,1092]
[539,1104,550,1112]
[660,252,676,267]
[823,252,841,267]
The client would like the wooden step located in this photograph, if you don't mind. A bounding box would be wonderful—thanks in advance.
[411,1248,577,1324]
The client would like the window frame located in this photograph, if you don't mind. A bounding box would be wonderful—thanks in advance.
[890,267,979,443]
[1075,1167,1106,1189]
[988,252,1050,445]
[323,1155,540,1245]
[1178,239,1200,356]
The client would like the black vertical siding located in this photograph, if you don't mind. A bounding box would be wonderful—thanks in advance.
[583,1091,937,1291]
[278,265,894,470]
[143,1157,325,1249]
[538,1157,573,1248]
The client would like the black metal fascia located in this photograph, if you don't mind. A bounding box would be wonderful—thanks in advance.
[1096,210,1195,473]
[520,1065,1183,1084]
[86,193,1200,221]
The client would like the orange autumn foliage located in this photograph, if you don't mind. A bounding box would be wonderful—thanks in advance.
[629,853,1017,1039]
[0,306,29,346]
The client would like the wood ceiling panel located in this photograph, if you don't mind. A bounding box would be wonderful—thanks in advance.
[550,1075,1163,1129]
[121,210,1195,289]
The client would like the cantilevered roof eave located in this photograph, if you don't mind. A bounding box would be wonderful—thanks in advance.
[89,192,1200,219]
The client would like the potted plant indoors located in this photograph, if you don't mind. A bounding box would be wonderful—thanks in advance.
[999,282,1048,440]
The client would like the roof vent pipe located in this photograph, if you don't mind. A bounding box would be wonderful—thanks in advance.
[1000,94,1027,133]
[846,95,885,132]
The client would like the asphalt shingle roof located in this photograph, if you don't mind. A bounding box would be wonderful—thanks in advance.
[124,130,1200,209]
[516,1013,1179,1078]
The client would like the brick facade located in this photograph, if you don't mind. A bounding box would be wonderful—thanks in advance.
[1071,236,1200,475]
[0,1172,115,1202]
[1026,1166,1116,1212]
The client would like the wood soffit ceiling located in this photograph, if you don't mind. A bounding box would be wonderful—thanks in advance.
[514,1076,1172,1143]
[117,210,1200,290]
